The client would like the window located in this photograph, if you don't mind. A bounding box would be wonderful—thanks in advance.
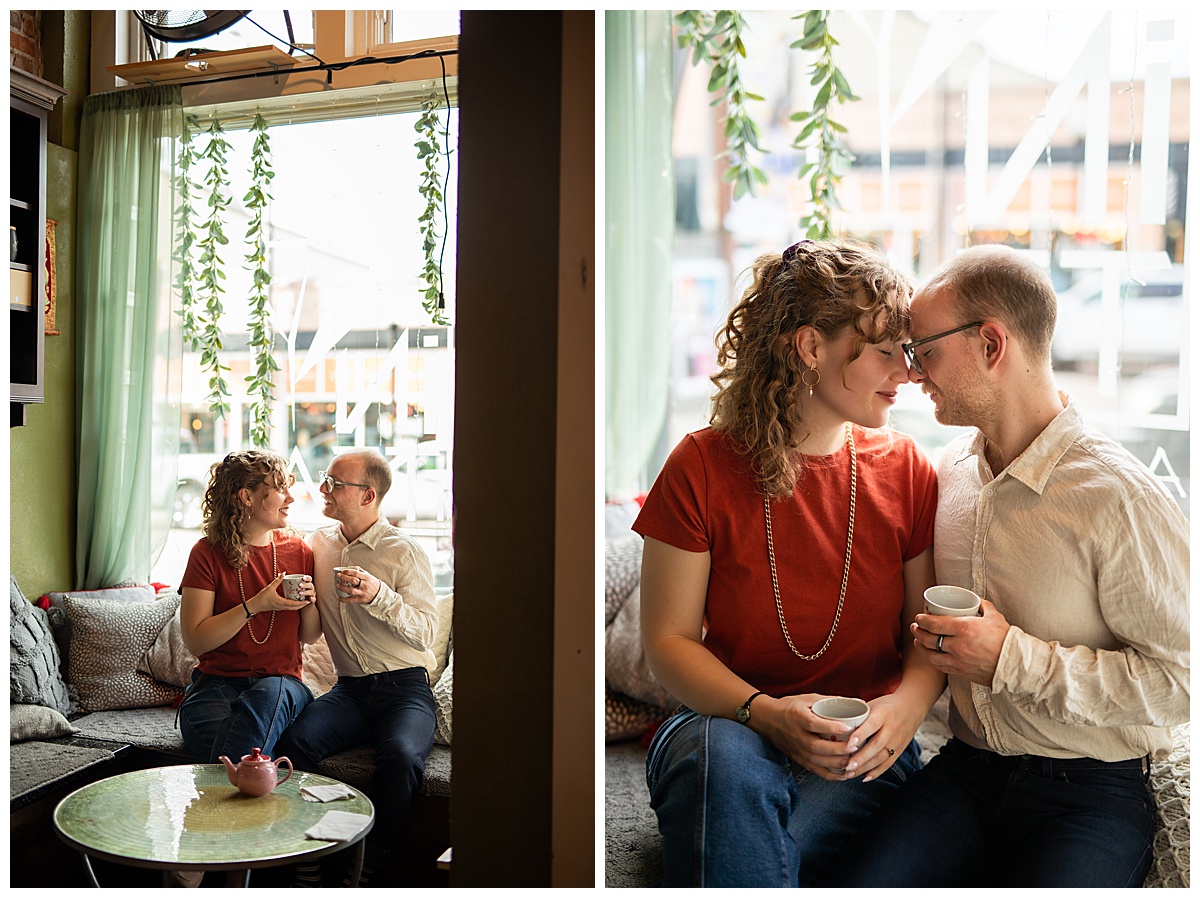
[152,50,458,590]
[612,10,1190,518]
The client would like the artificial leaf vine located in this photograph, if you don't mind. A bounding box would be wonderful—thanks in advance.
[243,113,279,448]
[790,10,859,239]
[675,10,859,234]
[197,118,233,421]
[674,10,768,201]
[175,114,203,351]
[415,92,450,326]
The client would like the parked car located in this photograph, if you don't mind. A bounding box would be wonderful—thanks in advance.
[1052,266,1185,371]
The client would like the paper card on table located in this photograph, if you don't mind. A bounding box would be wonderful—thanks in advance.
[300,783,355,802]
[304,810,371,841]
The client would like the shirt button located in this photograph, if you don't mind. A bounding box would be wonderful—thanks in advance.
[973,556,983,565]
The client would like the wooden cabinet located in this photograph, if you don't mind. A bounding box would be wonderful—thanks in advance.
[10,68,66,427]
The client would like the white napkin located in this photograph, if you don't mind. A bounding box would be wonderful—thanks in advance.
[305,810,371,841]
[299,783,356,802]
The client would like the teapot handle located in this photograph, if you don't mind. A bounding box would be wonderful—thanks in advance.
[275,756,293,787]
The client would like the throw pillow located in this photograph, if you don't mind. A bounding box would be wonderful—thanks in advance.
[605,583,676,711]
[433,652,453,745]
[605,688,666,742]
[429,592,454,687]
[45,583,158,675]
[301,636,338,697]
[136,606,198,688]
[66,593,184,712]
[605,537,643,627]
[10,702,78,742]
[9,575,72,717]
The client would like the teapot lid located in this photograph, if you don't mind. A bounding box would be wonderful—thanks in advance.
[241,747,271,763]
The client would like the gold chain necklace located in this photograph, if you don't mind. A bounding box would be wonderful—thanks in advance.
[237,537,277,645]
[764,424,856,660]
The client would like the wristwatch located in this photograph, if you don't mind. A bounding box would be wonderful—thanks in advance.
[734,691,766,725]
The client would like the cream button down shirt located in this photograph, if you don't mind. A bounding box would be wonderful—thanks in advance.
[935,396,1189,761]
[309,516,438,678]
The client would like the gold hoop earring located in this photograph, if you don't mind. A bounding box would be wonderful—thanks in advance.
[801,366,821,397]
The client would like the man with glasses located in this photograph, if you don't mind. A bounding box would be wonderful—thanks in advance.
[278,449,439,887]
[832,244,1189,887]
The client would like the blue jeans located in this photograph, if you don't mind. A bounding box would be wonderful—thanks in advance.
[178,670,313,764]
[645,709,923,887]
[828,738,1155,887]
[276,668,436,845]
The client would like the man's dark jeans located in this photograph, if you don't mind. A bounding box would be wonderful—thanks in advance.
[277,667,436,844]
[828,737,1155,887]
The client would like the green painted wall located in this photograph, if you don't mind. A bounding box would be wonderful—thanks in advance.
[9,12,87,599]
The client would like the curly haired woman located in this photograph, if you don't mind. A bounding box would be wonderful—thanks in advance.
[635,238,945,886]
[178,450,321,763]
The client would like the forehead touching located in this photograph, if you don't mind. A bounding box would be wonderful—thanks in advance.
[909,285,958,338]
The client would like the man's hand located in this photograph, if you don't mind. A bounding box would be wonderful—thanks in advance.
[335,566,380,604]
[911,599,1010,686]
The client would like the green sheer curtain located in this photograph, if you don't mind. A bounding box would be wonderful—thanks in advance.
[605,11,676,499]
[75,85,183,589]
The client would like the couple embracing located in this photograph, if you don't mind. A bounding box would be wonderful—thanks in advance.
[635,240,1189,888]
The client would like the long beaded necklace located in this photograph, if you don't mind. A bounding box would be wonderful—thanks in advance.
[764,423,856,660]
[237,536,277,645]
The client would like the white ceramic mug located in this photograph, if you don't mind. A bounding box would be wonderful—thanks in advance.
[333,566,355,598]
[812,696,870,742]
[282,574,307,601]
[923,585,981,617]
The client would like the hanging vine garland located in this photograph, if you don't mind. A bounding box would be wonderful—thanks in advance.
[175,113,203,351]
[675,10,768,201]
[244,113,279,449]
[415,92,450,326]
[790,10,859,239]
[197,118,233,421]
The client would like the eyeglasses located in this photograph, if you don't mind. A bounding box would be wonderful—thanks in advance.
[318,471,370,492]
[901,322,983,375]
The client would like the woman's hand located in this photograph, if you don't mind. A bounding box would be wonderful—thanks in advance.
[751,693,864,781]
[841,693,927,782]
[247,574,312,615]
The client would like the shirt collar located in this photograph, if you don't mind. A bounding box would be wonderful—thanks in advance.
[332,515,391,549]
[956,392,1080,496]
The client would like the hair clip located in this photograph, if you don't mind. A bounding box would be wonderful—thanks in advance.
[781,238,815,265]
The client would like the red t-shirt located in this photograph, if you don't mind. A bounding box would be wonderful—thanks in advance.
[180,531,314,679]
[633,426,937,701]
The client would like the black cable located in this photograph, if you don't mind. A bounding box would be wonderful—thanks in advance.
[151,48,458,89]
[242,11,325,65]
[435,54,453,312]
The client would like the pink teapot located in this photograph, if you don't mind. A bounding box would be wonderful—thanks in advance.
[218,747,293,797]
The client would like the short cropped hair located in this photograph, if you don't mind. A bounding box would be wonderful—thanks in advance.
[922,244,1057,361]
[342,448,393,501]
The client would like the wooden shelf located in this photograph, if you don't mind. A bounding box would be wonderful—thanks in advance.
[108,45,300,86]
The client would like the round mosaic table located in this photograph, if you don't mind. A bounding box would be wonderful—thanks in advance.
[53,764,374,887]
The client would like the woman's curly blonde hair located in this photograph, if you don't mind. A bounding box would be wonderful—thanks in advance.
[710,238,913,497]
[201,449,295,570]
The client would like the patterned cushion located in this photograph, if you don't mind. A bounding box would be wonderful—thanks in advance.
[9,575,72,716]
[605,537,643,627]
[136,605,198,688]
[301,636,338,697]
[45,583,157,676]
[429,593,454,687]
[10,703,78,742]
[605,688,666,742]
[1144,722,1190,888]
[68,707,189,756]
[606,583,675,710]
[66,594,185,712]
[433,652,453,745]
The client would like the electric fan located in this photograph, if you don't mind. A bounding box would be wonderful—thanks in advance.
[133,10,250,59]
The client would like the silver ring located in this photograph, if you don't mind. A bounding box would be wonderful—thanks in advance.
[936,634,946,653]
[887,747,895,757]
